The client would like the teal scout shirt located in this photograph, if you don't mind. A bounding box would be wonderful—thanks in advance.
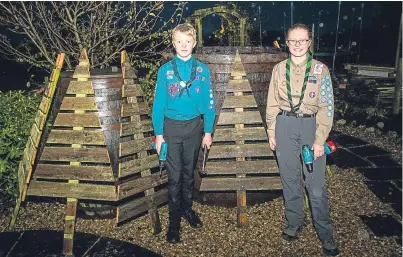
[152,55,216,135]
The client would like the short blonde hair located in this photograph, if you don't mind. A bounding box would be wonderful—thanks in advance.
[172,23,196,42]
[286,23,311,39]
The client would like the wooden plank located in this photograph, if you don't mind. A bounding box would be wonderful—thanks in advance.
[38,96,51,114]
[222,95,257,108]
[204,160,278,175]
[25,137,37,165]
[116,188,168,224]
[217,111,263,125]
[40,147,110,163]
[47,130,106,145]
[120,120,153,137]
[119,137,153,157]
[66,81,94,94]
[60,97,97,110]
[34,164,114,181]
[17,162,25,194]
[118,173,168,200]
[63,198,77,256]
[54,113,101,127]
[237,189,247,227]
[213,127,267,142]
[34,109,47,131]
[122,84,143,97]
[29,123,42,147]
[121,102,149,117]
[118,154,159,178]
[73,65,90,79]
[208,143,273,159]
[27,181,116,200]
[226,80,253,92]
[199,176,282,191]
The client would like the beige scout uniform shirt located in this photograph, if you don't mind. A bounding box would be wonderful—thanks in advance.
[266,58,334,145]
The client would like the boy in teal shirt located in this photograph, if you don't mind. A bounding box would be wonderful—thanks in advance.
[152,23,216,244]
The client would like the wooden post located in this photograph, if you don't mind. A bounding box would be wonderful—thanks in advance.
[63,197,78,256]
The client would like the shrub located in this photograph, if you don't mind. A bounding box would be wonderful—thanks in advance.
[0,91,41,201]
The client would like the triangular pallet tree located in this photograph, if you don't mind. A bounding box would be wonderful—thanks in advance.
[10,50,168,256]
[10,53,65,227]
[116,50,168,232]
[199,50,282,226]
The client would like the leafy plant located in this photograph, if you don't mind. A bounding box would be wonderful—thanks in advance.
[0,91,41,200]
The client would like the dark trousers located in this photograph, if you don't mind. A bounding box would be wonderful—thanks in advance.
[163,116,203,217]
[275,114,334,241]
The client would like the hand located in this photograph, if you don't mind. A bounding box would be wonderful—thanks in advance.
[202,133,213,149]
[311,144,324,160]
[269,138,276,151]
[155,135,165,155]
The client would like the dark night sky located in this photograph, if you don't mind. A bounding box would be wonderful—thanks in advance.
[0,1,401,91]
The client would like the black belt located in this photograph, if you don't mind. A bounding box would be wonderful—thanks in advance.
[278,110,316,118]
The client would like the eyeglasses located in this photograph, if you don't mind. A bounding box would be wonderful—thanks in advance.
[286,39,310,46]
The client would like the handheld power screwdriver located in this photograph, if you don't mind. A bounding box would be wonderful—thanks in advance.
[152,137,168,177]
[301,141,336,173]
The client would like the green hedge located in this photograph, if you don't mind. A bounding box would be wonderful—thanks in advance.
[0,91,41,200]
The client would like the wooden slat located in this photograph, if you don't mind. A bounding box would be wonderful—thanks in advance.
[217,111,263,125]
[222,95,257,108]
[73,65,90,79]
[117,188,168,224]
[38,96,51,114]
[213,127,267,142]
[34,164,114,181]
[204,160,278,175]
[54,113,101,127]
[66,81,94,94]
[40,147,110,163]
[122,84,143,97]
[47,130,106,145]
[121,102,149,117]
[227,80,252,93]
[34,110,47,131]
[17,162,25,194]
[60,97,97,110]
[120,120,153,137]
[27,181,116,200]
[118,154,159,178]
[119,137,153,156]
[118,173,168,200]
[29,123,42,147]
[208,143,272,159]
[25,137,37,165]
[199,176,282,191]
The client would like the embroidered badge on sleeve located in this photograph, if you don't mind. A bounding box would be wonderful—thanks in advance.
[313,64,324,75]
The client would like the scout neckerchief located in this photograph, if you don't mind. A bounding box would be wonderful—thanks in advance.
[285,52,312,112]
[171,57,197,97]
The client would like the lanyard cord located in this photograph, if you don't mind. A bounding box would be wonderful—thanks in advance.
[171,57,197,97]
[285,53,312,112]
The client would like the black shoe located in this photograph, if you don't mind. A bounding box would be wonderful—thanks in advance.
[182,209,203,228]
[322,238,340,256]
[323,247,340,256]
[166,226,180,244]
[282,227,302,242]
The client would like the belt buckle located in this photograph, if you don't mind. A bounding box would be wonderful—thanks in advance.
[296,113,302,118]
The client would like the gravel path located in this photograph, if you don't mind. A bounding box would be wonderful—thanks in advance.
[0,124,401,257]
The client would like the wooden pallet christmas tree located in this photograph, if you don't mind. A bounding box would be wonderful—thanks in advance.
[199,50,282,226]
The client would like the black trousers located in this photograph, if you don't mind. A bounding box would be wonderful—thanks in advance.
[163,116,203,216]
